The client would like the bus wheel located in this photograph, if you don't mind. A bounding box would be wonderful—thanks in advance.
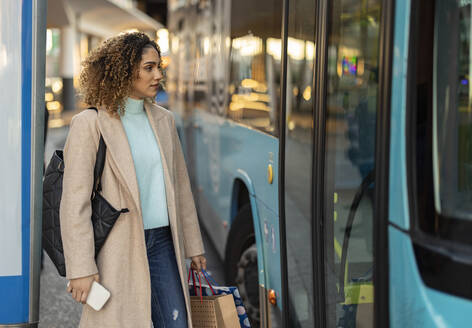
[225,204,260,326]
[236,245,260,325]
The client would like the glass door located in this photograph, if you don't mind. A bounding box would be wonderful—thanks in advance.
[282,0,316,326]
[322,0,382,326]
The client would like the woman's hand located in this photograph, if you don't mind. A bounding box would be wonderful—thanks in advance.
[190,255,207,272]
[66,273,100,304]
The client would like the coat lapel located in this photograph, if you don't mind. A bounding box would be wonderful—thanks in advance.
[97,109,141,214]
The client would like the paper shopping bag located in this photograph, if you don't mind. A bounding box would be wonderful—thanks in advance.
[189,269,251,327]
[190,294,240,328]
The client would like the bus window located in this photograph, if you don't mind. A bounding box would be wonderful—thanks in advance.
[283,0,316,326]
[323,0,382,326]
[227,0,282,136]
[432,0,472,226]
[410,0,472,300]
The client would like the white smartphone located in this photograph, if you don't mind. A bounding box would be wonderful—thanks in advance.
[67,280,111,311]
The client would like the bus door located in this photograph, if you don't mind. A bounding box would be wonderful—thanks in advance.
[282,0,391,326]
[281,0,317,326]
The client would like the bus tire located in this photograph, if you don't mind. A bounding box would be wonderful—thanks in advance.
[225,203,260,326]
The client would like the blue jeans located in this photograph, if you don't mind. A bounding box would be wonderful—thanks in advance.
[145,226,188,328]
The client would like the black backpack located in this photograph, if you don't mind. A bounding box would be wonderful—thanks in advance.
[42,108,128,277]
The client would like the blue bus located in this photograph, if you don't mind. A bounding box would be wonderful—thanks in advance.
[167,0,472,327]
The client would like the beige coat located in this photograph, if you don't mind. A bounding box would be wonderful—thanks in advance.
[59,100,204,327]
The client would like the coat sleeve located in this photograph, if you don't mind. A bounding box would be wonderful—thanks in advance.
[170,116,205,258]
[59,112,99,280]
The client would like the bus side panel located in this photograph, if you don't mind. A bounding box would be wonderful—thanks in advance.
[192,108,279,234]
[256,200,282,311]
[191,108,282,307]
[389,227,472,327]
[0,0,32,324]
[231,172,267,286]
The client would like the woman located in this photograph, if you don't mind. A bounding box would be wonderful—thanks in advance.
[60,32,206,328]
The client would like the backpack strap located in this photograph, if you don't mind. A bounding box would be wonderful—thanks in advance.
[87,107,106,195]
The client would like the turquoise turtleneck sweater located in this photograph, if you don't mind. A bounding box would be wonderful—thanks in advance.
[120,98,169,230]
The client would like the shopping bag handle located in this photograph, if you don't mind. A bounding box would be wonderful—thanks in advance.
[188,269,199,300]
[188,269,217,298]
[201,269,219,287]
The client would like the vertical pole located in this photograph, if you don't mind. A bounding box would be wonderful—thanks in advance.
[278,0,289,326]
[30,0,47,325]
[60,25,76,111]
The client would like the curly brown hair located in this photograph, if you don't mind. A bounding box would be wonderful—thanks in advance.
[79,32,161,115]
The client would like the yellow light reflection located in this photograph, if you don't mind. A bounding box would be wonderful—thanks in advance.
[254,83,268,93]
[46,29,53,53]
[232,93,270,103]
[232,35,262,56]
[241,78,259,89]
[293,87,299,96]
[161,56,170,69]
[157,28,169,54]
[46,101,61,111]
[203,37,210,55]
[80,36,88,61]
[73,76,79,88]
[229,101,243,111]
[229,100,270,112]
[255,93,270,102]
[171,36,179,53]
[267,38,281,60]
[306,41,315,60]
[303,86,311,101]
[357,59,365,76]
[288,38,305,60]
[288,120,296,131]
[339,46,360,57]
[45,92,54,102]
[48,118,65,128]
[52,80,63,93]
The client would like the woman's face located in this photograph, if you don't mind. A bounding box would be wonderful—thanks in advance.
[129,47,163,99]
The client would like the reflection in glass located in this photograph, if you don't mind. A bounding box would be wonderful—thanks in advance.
[194,33,210,112]
[323,0,381,326]
[434,0,472,221]
[228,0,282,136]
[284,0,315,327]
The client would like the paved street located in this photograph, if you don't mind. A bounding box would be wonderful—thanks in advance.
[39,125,224,327]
